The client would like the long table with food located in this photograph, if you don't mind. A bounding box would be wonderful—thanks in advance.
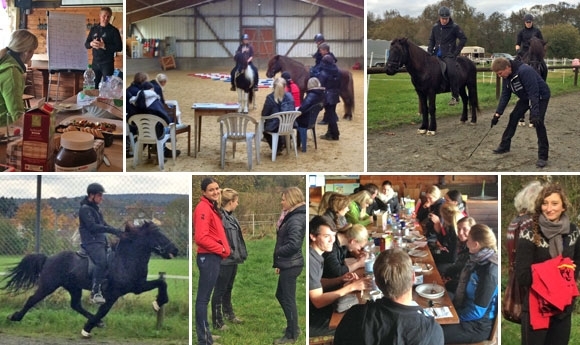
[328,222,460,330]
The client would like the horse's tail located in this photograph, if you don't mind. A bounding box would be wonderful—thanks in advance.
[467,64,480,113]
[340,70,355,117]
[1,253,48,294]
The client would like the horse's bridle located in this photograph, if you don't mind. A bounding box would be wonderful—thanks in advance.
[153,240,174,256]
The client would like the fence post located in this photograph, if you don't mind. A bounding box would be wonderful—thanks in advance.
[156,272,166,329]
[252,213,255,237]
[574,67,578,86]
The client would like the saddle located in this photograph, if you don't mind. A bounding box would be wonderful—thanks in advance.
[76,247,114,278]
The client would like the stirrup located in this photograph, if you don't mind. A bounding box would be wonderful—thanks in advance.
[91,292,106,304]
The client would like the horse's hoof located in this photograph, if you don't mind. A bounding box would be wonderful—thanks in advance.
[81,329,91,338]
[469,121,477,126]
[97,321,106,328]
[426,131,436,136]
[152,300,160,312]
[417,129,427,134]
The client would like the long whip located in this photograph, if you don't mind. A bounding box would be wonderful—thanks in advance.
[468,126,493,159]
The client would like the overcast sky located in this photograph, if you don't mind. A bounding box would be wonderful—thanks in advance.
[0,175,191,199]
[367,0,564,18]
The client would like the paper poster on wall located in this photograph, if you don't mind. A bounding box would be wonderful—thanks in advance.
[47,12,88,71]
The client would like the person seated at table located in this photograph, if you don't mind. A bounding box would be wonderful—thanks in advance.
[322,223,368,284]
[151,73,183,124]
[345,190,373,227]
[281,71,301,108]
[417,185,445,243]
[430,202,461,272]
[442,216,476,293]
[322,193,351,231]
[445,189,468,217]
[317,191,337,216]
[334,248,444,345]
[442,224,498,344]
[376,180,401,215]
[129,81,180,157]
[309,215,369,337]
[261,77,295,156]
[357,183,381,222]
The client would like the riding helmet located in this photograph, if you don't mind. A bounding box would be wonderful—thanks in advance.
[438,6,451,18]
[524,14,534,22]
[314,33,325,43]
[87,183,105,195]
[241,33,249,40]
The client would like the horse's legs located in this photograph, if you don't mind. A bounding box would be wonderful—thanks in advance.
[68,287,95,321]
[242,92,249,113]
[417,94,429,132]
[237,89,243,113]
[459,87,469,123]
[133,279,170,309]
[428,93,437,133]
[8,283,59,321]
[82,296,119,337]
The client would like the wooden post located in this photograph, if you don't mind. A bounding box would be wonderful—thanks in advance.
[573,67,578,87]
[156,272,166,329]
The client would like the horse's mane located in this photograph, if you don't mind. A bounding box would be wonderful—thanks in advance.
[391,37,431,67]
[110,221,160,248]
[275,55,306,69]
[526,37,546,61]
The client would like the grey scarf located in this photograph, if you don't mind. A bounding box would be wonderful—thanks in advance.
[538,213,570,258]
[453,247,496,306]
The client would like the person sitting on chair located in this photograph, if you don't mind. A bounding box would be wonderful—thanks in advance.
[230,34,259,92]
[295,77,324,142]
[261,77,295,156]
[427,6,467,106]
[78,183,123,305]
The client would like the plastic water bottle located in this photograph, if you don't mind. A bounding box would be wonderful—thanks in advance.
[83,64,95,90]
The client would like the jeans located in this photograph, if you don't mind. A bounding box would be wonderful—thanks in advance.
[276,266,303,339]
[498,98,549,160]
[92,61,114,89]
[84,243,107,293]
[211,264,238,328]
[442,318,493,343]
[195,253,222,345]
[324,103,339,139]
[443,56,459,98]
[521,311,571,345]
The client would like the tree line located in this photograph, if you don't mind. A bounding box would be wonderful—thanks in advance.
[368,0,580,58]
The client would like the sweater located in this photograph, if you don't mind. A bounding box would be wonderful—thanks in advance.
[0,51,26,122]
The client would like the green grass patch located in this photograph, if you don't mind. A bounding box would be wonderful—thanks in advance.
[367,69,579,130]
[0,256,188,343]
[192,237,307,345]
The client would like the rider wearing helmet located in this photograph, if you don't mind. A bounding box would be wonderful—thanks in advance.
[78,183,123,304]
[230,33,259,92]
[516,14,544,57]
[427,6,467,106]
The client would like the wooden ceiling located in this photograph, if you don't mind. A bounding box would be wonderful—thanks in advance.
[126,0,364,24]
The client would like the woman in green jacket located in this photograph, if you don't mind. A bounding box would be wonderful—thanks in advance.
[345,190,373,227]
[0,29,38,125]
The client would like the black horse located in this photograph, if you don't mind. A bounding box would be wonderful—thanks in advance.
[2,221,178,338]
[385,37,480,135]
[234,50,256,113]
[519,37,548,81]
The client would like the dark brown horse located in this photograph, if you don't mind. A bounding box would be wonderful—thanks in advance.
[385,37,479,135]
[266,55,355,120]
[519,37,548,81]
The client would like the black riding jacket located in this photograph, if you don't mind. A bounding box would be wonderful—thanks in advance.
[79,197,121,247]
[84,24,122,65]
[516,26,543,54]
[427,18,467,58]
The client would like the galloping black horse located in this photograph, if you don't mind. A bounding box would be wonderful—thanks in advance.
[234,50,256,113]
[386,37,480,135]
[2,221,178,338]
[519,37,548,81]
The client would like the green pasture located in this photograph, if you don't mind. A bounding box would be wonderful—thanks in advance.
[367,69,579,130]
[192,238,307,345]
[0,256,189,344]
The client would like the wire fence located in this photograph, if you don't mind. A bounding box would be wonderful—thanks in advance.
[0,175,190,257]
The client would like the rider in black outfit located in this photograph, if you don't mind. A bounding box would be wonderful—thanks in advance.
[427,6,467,106]
[516,14,544,58]
[78,183,123,304]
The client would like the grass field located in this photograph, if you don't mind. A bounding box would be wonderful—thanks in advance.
[0,256,189,344]
[192,238,307,345]
[367,68,580,130]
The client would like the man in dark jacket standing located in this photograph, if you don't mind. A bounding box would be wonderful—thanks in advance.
[427,6,467,106]
[491,57,551,168]
[78,183,123,304]
[84,7,122,89]
[317,55,341,141]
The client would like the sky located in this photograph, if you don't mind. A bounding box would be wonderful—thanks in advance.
[0,175,191,199]
[367,0,566,18]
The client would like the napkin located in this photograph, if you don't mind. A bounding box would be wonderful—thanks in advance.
[423,307,453,318]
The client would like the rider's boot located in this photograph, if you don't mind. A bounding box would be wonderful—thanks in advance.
[91,284,106,304]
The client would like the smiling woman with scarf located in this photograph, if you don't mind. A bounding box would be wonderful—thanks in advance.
[515,183,580,345]
[442,224,498,344]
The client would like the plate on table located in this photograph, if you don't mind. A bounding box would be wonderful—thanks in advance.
[413,263,433,272]
[408,249,428,258]
[59,116,123,137]
[416,283,445,299]
[54,103,82,112]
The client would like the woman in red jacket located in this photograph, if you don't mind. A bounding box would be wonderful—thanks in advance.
[194,177,231,345]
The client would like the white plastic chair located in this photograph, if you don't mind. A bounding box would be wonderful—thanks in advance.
[260,111,301,162]
[129,114,177,170]
[218,113,259,170]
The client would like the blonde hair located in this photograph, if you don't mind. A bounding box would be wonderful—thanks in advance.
[426,185,441,199]
[349,190,373,219]
[341,224,368,243]
[457,216,476,227]
[282,187,304,208]
[156,73,167,84]
[273,77,287,103]
[469,224,497,252]
[307,77,323,90]
[0,30,38,59]
[220,188,239,208]
[318,191,337,215]
[440,203,461,236]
